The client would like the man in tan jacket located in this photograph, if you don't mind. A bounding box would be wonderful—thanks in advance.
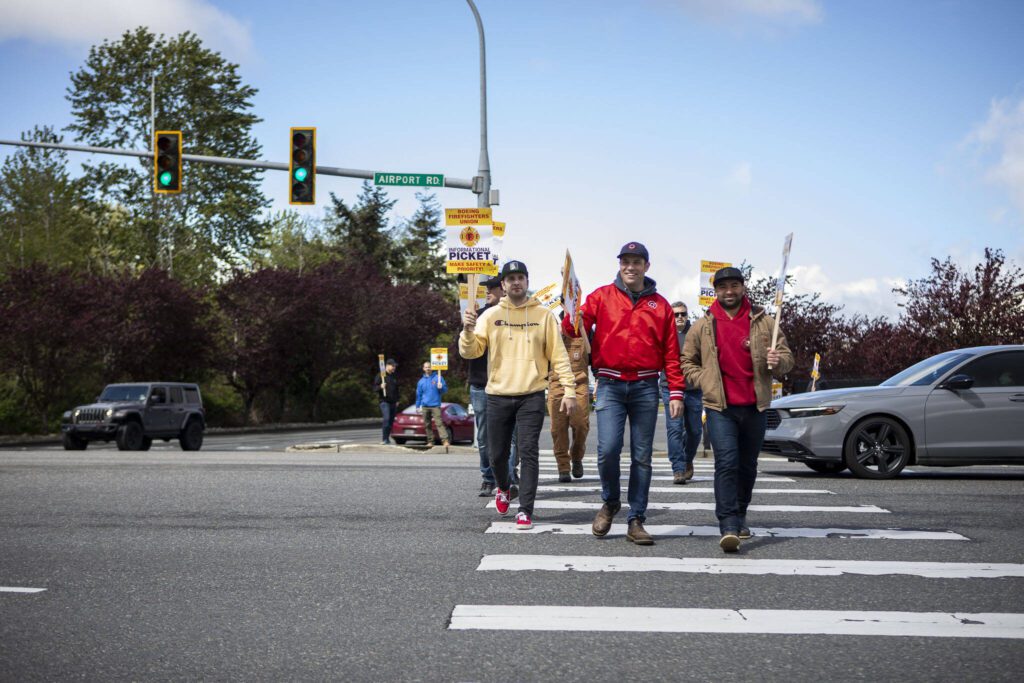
[682,267,794,553]
[460,260,577,531]
[548,316,591,482]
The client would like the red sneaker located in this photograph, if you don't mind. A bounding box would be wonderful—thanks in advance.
[495,488,511,516]
[515,511,532,530]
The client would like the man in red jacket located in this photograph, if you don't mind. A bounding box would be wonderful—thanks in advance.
[563,242,684,545]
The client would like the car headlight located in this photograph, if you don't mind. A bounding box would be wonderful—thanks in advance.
[73,409,81,419]
[105,408,114,419]
[784,406,844,418]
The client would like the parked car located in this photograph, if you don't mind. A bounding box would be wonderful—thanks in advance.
[61,383,206,452]
[763,346,1024,479]
[390,402,475,445]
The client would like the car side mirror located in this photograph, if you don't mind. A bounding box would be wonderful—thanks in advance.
[940,374,974,391]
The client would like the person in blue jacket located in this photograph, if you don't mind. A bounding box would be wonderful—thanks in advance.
[416,360,450,448]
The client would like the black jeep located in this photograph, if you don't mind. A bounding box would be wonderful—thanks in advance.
[61,383,205,451]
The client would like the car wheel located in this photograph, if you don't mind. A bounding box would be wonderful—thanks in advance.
[62,433,88,451]
[116,421,144,451]
[803,461,847,475]
[393,438,407,445]
[139,436,153,451]
[179,419,204,451]
[843,417,911,479]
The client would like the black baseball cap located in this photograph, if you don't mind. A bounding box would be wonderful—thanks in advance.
[482,276,502,289]
[385,358,397,366]
[617,241,650,261]
[501,260,529,279]
[713,267,745,286]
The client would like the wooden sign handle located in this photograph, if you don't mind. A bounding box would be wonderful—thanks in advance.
[467,273,478,313]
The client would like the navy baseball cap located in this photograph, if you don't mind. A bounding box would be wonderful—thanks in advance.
[713,267,745,286]
[482,276,502,289]
[617,241,650,261]
[501,260,529,279]
[385,358,397,366]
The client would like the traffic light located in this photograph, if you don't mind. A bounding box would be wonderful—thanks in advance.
[290,127,316,205]
[153,131,182,194]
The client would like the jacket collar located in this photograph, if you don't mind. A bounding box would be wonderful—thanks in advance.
[614,273,657,302]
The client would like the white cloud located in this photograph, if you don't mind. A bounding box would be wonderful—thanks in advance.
[0,0,252,59]
[963,95,1024,218]
[728,161,753,189]
[665,0,823,27]
[783,264,905,319]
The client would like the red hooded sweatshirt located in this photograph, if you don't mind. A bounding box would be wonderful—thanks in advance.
[710,297,756,407]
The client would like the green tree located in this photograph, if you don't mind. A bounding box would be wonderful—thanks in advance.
[397,192,452,297]
[65,27,269,282]
[0,126,93,272]
[324,181,401,275]
[253,210,331,274]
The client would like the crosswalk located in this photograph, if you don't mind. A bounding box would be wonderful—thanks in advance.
[450,455,1024,639]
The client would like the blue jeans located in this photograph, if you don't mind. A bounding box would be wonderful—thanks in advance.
[471,385,519,486]
[705,406,767,533]
[596,377,659,523]
[380,401,397,442]
[662,388,705,472]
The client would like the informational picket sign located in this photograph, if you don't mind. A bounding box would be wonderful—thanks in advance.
[768,233,794,369]
[378,353,387,397]
[459,281,487,316]
[699,259,732,308]
[772,380,784,399]
[533,282,563,311]
[561,250,583,333]
[430,347,449,371]
[491,221,505,272]
[445,208,497,277]
[810,352,822,392]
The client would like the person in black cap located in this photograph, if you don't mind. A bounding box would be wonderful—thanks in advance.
[460,260,577,531]
[373,357,399,444]
[682,266,794,553]
[561,241,685,546]
[467,275,519,497]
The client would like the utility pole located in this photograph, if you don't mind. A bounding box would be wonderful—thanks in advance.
[465,0,494,210]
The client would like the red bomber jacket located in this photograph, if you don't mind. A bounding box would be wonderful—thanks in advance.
[562,276,684,400]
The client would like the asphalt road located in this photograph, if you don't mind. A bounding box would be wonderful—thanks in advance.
[2,430,1023,680]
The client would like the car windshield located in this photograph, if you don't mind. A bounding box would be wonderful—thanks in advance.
[879,352,972,387]
[99,385,149,402]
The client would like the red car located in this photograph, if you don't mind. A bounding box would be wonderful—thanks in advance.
[391,403,475,445]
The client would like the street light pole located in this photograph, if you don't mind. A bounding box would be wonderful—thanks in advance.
[465,0,492,209]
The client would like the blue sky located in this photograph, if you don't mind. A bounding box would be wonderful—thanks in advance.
[2,0,1022,316]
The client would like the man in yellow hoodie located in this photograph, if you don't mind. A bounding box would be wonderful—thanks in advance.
[460,260,578,530]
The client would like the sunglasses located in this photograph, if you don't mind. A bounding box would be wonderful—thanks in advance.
[674,312,688,318]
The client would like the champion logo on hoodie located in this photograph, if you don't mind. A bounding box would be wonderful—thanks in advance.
[494,320,539,328]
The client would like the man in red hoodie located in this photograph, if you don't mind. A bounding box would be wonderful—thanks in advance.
[681,267,794,553]
[563,242,684,545]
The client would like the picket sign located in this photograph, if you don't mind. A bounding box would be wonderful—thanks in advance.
[768,233,794,370]
[378,354,387,397]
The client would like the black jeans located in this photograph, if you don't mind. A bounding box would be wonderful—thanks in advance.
[380,401,397,441]
[487,391,545,515]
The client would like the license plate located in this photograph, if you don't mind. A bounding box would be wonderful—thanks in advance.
[404,429,415,434]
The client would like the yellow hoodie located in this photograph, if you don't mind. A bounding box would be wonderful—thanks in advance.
[459,296,576,397]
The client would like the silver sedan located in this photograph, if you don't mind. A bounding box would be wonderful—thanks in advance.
[763,345,1024,479]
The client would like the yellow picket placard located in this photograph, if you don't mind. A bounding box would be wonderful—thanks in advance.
[444,208,492,226]
[700,260,732,308]
[430,347,449,371]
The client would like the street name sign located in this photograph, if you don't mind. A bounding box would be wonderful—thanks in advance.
[374,172,444,187]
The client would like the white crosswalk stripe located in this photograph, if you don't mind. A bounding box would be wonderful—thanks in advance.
[449,605,1024,638]
[476,555,1022,578]
[483,523,966,540]
[486,500,889,513]
[536,485,833,494]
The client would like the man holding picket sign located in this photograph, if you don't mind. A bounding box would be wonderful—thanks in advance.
[682,241,795,554]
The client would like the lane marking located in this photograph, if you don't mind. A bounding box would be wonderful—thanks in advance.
[535,485,833,495]
[476,555,1024,578]
[486,500,889,513]
[449,605,1024,638]
[484,523,968,540]
[0,586,46,593]
[538,475,797,483]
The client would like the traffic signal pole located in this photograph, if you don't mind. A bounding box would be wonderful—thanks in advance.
[0,138,477,191]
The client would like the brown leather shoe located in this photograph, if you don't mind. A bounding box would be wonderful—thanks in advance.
[626,519,654,545]
[591,501,620,537]
[673,471,686,485]
[683,463,694,481]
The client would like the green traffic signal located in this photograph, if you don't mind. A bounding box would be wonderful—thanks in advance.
[293,167,308,182]
[159,171,173,187]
